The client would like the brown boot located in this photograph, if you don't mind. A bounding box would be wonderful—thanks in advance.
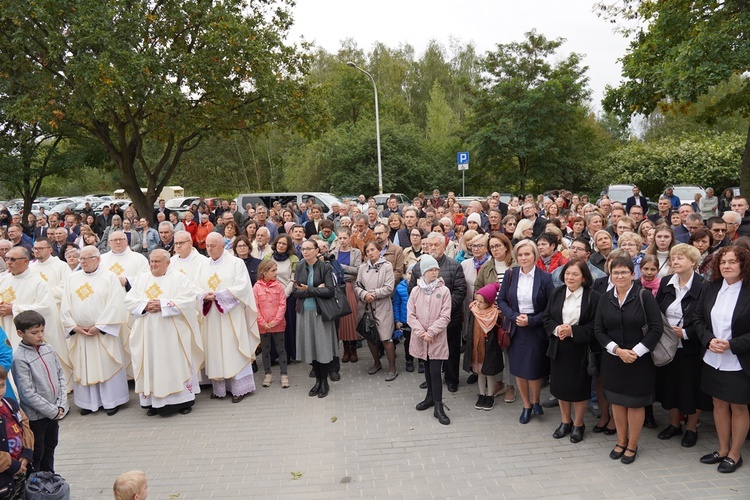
[341,342,351,363]
[349,342,359,363]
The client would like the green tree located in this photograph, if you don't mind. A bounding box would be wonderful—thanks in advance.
[0,0,314,220]
[600,0,750,193]
[467,30,592,192]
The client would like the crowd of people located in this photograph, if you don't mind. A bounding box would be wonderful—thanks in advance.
[0,184,747,494]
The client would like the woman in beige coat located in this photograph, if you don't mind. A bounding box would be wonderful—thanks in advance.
[355,241,396,381]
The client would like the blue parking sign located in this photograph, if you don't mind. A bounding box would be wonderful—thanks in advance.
[457,152,469,164]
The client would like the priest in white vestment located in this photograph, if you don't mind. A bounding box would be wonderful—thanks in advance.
[99,231,149,378]
[29,237,73,387]
[126,250,204,416]
[61,246,129,416]
[197,233,260,403]
[170,231,207,286]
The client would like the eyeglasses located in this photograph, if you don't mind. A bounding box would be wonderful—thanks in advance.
[109,238,127,242]
[301,247,317,252]
[174,241,192,246]
[3,257,27,262]
[79,256,100,262]
[489,244,504,250]
[32,246,51,251]
[611,271,632,277]
[470,244,486,249]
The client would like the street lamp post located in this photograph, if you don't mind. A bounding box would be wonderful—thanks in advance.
[346,62,383,195]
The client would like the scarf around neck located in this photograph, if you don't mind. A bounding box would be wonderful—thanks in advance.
[470,301,499,335]
[640,276,660,296]
[473,253,490,271]
[418,277,441,295]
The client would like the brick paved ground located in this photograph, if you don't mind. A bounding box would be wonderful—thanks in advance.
[57,355,750,499]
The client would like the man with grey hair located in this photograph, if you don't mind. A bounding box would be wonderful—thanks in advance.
[62,245,128,415]
[170,230,207,285]
[0,239,10,274]
[649,196,673,223]
[156,221,175,255]
[408,232,466,394]
[700,187,718,219]
[251,227,272,259]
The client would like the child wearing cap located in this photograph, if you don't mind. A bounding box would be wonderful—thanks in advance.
[466,283,505,411]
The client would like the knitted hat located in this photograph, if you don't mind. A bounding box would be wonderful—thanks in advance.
[284,222,295,234]
[467,212,482,225]
[420,255,439,274]
[476,282,500,305]
[406,262,417,274]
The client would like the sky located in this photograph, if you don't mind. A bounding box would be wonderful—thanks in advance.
[288,0,632,110]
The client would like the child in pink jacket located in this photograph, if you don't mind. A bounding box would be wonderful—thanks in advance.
[253,260,289,388]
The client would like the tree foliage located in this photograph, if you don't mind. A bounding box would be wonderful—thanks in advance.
[600,0,750,193]
[0,0,315,219]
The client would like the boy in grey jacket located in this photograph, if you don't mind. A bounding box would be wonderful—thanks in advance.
[11,311,66,473]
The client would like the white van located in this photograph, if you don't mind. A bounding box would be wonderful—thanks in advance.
[235,192,341,217]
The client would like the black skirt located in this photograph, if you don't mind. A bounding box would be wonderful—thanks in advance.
[655,348,712,413]
[700,364,750,405]
[481,329,505,376]
[550,340,591,402]
[601,350,655,408]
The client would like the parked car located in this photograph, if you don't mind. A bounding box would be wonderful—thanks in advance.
[235,192,341,218]
[373,193,410,211]
[667,185,706,205]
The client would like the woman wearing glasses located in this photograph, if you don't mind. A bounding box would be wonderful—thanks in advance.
[594,256,663,464]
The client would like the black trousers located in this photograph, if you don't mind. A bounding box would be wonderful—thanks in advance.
[443,323,462,386]
[29,417,58,473]
[423,358,443,402]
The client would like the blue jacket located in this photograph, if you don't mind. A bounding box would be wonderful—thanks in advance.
[0,328,14,401]
[392,279,409,325]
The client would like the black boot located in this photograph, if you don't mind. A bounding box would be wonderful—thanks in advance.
[318,362,330,398]
[308,362,321,397]
[416,390,434,411]
[434,401,450,425]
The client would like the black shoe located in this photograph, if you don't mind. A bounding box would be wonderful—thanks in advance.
[146,408,158,417]
[532,403,544,416]
[621,447,638,465]
[179,407,192,415]
[434,402,450,425]
[419,381,428,389]
[105,406,119,416]
[318,378,330,398]
[329,371,341,382]
[681,430,698,447]
[475,395,485,410]
[592,418,610,434]
[405,361,414,372]
[657,424,682,440]
[553,422,572,439]
[718,456,743,473]
[416,396,434,411]
[308,380,321,397]
[700,451,728,464]
[570,424,585,443]
[542,396,559,408]
[418,361,425,374]
[446,382,458,393]
[467,373,478,384]
[80,409,94,416]
[483,396,495,411]
[610,444,626,460]
[519,407,532,424]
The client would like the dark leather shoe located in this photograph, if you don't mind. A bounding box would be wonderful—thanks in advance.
[681,430,698,448]
[179,407,192,415]
[532,403,544,416]
[231,395,244,403]
[308,381,321,397]
[146,408,158,416]
[418,361,425,373]
[329,371,341,382]
[434,402,450,425]
[570,424,585,443]
[416,397,434,411]
[621,447,638,464]
[419,381,428,389]
[610,444,626,460]
[317,379,329,398]
[592,418,610,434]
[700,451,727,464]
[542,397,559,408]
[657,424,682,440]
[80,409,94,416]
[552,422,572,439]
[718,456,743,473]
[405,361,414,372]
[105,406,119,416]
[446,382,458,393]
[467,373,478,384]
[519,407,532,424]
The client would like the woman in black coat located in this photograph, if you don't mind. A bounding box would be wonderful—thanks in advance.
[594,256,663,465]
[693,246,750,473]
[654,244,709,448]
[543,259,601,443]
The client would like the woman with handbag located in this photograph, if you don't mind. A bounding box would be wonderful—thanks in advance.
[497,240,554,424]
[331,228,362,363]
[408,255,452,424]
[292,241,337,398]
[542,259,601,443]
[354,241,397,381]
[654,244,709,448]
[594,256,664,464]
[693,246,750,473]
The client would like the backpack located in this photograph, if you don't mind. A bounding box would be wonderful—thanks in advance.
[24,472,70,500]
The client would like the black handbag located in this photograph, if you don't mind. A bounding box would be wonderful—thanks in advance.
[356,303,379,344]
[315,285,352,321]
[586,349,601,377]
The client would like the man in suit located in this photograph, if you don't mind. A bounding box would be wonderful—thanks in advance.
[522,202,548,239]
[673,204,695,243]
[33,215,50,240]
[395,207,418,249]
[489,192,509,218]
[649,196,673,223]
[625,186,649,214]
[152,198,172,224]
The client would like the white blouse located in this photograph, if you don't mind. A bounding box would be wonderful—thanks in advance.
[704,279,742,372]
[554,287,583,338]
[665,273,693,348]
[517,267,535,314]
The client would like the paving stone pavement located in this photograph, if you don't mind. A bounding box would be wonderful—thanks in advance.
[57,355,749,499]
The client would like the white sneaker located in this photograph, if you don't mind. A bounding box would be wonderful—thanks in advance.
[262,374,273,387]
